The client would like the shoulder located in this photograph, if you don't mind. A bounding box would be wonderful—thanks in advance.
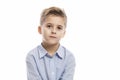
[26,45,39,61]
[27,46,39,55]
[61,46,75,60]
[61,46,76,66]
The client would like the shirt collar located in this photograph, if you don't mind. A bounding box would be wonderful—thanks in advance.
[38,44,65,59]
[38,44,48,59]
[56,45,65,59]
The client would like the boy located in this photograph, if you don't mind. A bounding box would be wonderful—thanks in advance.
[26,6,75,80]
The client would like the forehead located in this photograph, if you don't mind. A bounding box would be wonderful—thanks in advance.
[44,15,66,26]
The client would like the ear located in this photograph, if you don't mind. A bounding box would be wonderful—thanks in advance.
[38,26,42,34]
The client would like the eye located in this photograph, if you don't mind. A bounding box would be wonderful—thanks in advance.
[57,27,62,30]
[57,26,63,30]
[46,24,52,28]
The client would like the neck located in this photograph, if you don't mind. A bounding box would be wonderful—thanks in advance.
[41,42,60,56]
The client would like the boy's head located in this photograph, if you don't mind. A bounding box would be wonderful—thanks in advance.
[40,7,67,26]
[38,6,67,46]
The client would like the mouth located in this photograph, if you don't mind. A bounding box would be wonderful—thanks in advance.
[49,36,57,38]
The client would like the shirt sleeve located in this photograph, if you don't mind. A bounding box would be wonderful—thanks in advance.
[59,54,76,80]
[26,54,42,80]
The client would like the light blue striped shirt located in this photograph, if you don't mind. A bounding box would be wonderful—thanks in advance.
[26,44,75,80]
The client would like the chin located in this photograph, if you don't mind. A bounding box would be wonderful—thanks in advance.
[44,39,60,46]
[48,42,59,46]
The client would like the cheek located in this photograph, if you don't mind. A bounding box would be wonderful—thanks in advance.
[42,29,50,37]
[61,32,65,38]
[41,27,49,34]
[59,33,65,38]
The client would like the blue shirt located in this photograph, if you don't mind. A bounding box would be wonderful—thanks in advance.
[26,44,75,80]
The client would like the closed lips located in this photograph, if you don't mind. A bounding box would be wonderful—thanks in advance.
[49,36,56,38]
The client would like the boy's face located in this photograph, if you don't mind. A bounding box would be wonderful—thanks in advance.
[38,15,66,45]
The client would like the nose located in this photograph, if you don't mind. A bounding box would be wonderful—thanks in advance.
[51,28,56,34]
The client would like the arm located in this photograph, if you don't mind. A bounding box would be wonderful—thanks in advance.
[26,54,42,80]
[60,54,76,80]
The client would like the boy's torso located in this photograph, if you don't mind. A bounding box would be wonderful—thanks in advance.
[27,44,73,80]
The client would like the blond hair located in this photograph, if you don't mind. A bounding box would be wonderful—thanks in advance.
[40,7,67,26]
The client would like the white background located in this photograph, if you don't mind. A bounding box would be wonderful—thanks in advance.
[0,0,120,80]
